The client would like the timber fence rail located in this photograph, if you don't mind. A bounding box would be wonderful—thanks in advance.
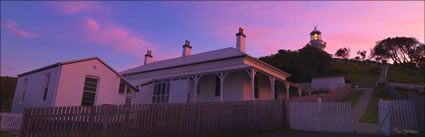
[321,84,352,102]
[19,100,285,137]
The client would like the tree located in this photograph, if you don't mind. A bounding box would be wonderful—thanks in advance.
[356,50,367,61]
[371,37,423,65]
[259,44,332,83]
[335,47,350,64]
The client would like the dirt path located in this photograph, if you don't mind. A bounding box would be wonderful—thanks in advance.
[352,88,380,134]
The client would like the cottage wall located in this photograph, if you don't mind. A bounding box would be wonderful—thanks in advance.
[11,67,60,113]
[55,60,125,106]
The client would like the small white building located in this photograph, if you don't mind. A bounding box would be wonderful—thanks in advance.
[121,28,311,104]
[11,57,137,113]
[311,76,345,91]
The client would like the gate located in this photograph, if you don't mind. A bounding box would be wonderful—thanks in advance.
[379,99,419,136]
[378,99,390,136]
[289,102,352,133]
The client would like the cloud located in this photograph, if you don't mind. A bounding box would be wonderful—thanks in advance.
[83,18,154,57]
[85,18,100,30]
[2,19,40,38]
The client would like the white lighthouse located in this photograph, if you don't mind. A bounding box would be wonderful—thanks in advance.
[309,26,326,50]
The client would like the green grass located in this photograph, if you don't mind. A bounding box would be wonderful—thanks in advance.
[329,61,381,83]
[0,132,17,137]
[395,87,424,96]
[359,88,391,123]
[342,89,364,108]
[388,65,424,84]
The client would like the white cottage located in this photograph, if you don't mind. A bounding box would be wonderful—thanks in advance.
[11,57,137,113]
[122,28,311,104]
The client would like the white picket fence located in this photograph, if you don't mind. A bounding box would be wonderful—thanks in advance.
[379,100,419,136]
[0,112,23,131]
[289,102,352,133]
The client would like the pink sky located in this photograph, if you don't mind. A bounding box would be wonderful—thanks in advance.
[1,1,424,76]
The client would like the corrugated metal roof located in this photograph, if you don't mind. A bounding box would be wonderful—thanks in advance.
[121,47,246,75]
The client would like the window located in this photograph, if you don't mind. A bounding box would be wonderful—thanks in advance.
[42,73,51,101]
[254,77,259,99]
[20,78,28,103]
[152,80,170,104]
[313,34,318,40]
[119,81,126,94]
[215,76,220,96]
[81,77,98,106]
[125,97,132,105]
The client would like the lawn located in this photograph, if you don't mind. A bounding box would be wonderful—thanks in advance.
[0,132,17,137]
[329,61,381,83]
[342,89,364,108]
[395,87,424,96]
[388,65,424,84]
[359,88,391,123]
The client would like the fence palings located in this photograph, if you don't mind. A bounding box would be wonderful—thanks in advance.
[19,100,285,137]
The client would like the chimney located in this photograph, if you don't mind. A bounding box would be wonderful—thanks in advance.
[144,50,152,65]
[182,40,192,57]
[236,27,246,52]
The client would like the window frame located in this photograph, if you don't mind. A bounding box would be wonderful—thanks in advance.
[152,80,170,104]
[42,73,51,101]
[254,76,259,99]
[81,75,99,106]
[215,76,220,96]
[20,78,28,104]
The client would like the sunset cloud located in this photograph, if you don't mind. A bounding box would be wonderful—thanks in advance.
[83,18,154,57]
[2,19,40,38]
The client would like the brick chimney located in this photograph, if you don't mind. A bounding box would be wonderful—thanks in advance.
[236,27,246,53]
[182,40,192,57]
[144,50,152,65]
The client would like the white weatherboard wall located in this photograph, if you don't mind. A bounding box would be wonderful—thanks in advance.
[312,77,345,91]
[11,67,60,113]
[169,78,189,103]
[55,59,126,106]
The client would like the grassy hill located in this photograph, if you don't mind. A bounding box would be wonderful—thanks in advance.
[0,76,17,112]
[328,61,381,83]
[388,65,424,84]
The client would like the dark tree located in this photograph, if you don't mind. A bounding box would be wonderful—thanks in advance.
[259,44,332,83]
[335,47,350,64]
[371,37,423,65]
[356,50,367,61]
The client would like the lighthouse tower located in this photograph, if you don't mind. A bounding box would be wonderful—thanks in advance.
[309,26,326,50]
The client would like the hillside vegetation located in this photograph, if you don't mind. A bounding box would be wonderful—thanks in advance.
[328,61,381,83]
[0,76,17,112]
[388,65,424,84]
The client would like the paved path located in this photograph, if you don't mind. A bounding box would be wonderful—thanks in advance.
[352,88,380,134]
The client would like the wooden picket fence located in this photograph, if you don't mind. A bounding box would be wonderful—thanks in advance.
[0,112,23,131]
[321,84,352,102]
[19,100,285,137]
[379,100,420,136]
[289,102,352,133]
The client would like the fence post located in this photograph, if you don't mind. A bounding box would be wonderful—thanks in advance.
[19,109,30,137]
[85,106,96,137]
